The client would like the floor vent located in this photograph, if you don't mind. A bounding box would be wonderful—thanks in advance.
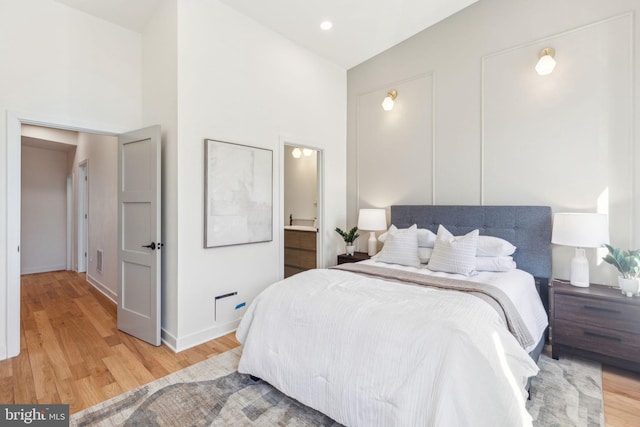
[97,249,103,273]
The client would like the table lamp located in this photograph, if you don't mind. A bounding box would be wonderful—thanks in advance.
[357,209,387,256]
[551,212,610,287]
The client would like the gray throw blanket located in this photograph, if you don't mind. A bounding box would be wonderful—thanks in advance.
[331,263,535,350]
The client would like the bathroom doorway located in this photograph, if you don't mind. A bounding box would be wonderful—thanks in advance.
[282,143,323,278]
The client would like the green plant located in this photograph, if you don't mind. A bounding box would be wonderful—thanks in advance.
[602,244,640,279]
[335,226,359,244]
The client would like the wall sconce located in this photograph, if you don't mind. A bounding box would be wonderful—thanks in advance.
[302,148,313,157]
[291,148,302,158]
[535,47,556,75]
[381,90,397,111]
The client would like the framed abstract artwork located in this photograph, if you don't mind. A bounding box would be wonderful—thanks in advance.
[204,139,273,248]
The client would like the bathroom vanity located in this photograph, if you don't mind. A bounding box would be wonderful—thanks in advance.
[284,226,317,277]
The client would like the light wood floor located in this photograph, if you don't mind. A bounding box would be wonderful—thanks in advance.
[0,270,240,414]
[1,271,639,425]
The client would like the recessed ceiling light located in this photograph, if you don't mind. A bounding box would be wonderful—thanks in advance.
[320,21,333,31]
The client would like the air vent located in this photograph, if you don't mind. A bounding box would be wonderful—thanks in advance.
[97,249,103,273]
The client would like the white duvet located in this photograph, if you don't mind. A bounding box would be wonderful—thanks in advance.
[236,266,540,427]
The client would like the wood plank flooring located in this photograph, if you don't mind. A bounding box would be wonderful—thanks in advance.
[1,270,639,426]
[0,271,240,414]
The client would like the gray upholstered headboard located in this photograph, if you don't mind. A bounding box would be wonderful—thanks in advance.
[390,205,552,280]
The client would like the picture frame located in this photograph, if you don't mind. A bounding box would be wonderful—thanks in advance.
[204,139,273,248]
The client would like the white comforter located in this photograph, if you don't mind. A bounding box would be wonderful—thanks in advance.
[236,267,539,427]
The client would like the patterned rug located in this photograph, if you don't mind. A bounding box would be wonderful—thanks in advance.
[71,347,603,426]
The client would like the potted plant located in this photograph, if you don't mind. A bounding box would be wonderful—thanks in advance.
[335,226,359,256]
[602,244,640,297]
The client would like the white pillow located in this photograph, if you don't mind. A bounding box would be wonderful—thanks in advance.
[476,236,516,257]
[418,247,432,264]
[379,225,436,248]
[427,225,479,275]
[417,250,515,272]
[372,225,420,267]
[475,256,516,272]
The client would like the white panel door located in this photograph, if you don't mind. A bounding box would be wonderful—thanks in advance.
[117,125,162,346]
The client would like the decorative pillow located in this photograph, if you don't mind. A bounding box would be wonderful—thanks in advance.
[476,236,516,257]
[475,256,516,272]
[416,250,515,271]
[427,225,479,275]
[372,225,420,267]
[379,225,436,248]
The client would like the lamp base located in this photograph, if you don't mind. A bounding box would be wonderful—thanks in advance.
[367,231,378,256]
[569,248,590,287]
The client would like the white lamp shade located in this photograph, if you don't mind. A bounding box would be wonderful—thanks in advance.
[551,213,610,248]
[535,54,556,75]
[357,209,387,231]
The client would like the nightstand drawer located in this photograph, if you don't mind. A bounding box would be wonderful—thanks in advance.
[554,319,640,363]
[555,293,640,334]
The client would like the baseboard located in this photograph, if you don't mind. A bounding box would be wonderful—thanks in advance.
[0,344,6,361]
[161,329,178,352]
[163,319,241,353]
[85,274,117,303]
[21,264,66,275]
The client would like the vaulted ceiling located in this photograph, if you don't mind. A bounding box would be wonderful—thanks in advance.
[53,0,477,69]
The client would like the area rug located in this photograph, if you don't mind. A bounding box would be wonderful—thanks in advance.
[71,347,604,426]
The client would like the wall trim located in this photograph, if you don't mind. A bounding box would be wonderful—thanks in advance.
[86,273,117,303]
[21,265,67,275]
[354,71,436,218]
[480,11,635,210]
[164,320,240,353]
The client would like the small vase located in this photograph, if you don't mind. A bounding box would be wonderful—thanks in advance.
[346,245,355,256]
[618,277,640,297]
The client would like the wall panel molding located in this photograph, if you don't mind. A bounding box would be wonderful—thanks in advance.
[355,72,436,219]
[481,12,634,284]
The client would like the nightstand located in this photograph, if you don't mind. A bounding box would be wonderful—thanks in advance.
[550,279,640,373]
[337,252,370,264]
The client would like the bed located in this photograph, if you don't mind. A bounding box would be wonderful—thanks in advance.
[236,205,551,427]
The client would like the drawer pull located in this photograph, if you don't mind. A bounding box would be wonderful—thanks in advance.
[583,331,622,342]
[583,304,621,314]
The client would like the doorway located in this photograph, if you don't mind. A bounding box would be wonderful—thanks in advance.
[78,161,88,273]
[282,141,323,278]
[5,111,162,359]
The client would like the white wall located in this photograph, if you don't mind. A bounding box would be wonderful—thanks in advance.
[347,0,640,285]
[1,0,142,358]
[165,0,346,351]
[284,145,318,227]
[141,0,179,348]
[21,145,68,274]
[72,133,119,298]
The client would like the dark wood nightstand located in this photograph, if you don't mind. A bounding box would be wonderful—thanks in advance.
[337,252,370,264]
[550,279,640,373]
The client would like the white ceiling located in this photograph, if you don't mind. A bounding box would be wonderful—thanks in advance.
[53,0,478,69]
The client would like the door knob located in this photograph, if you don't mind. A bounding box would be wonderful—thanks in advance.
[142,242,156,250]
